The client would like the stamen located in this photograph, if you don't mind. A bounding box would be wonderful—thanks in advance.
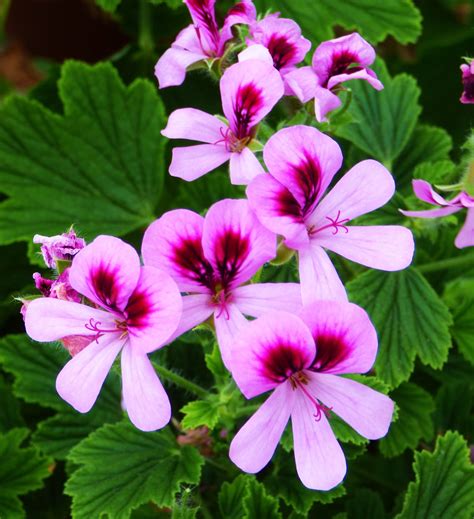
[213,127,251,153]
[84,318,126,343]
[291,373,333,422]
[309,210,350,236]
[213,289,230,320]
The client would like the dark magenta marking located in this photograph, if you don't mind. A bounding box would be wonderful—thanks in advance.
[187,0,220,52]
[310,333,349,373]
[324,50,361,87]
[267,34,298,70]
[125,289,151,329]
[290,151,322,216]
[90,264,120,310]
[233,82,264,139]
[463,73,474,101]
[213,229,250,288]
[173,237,215,289]
[261,343,309,383]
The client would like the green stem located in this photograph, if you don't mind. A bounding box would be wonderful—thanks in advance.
[154,364,209,399]
[418,253,474,274]
[138,0,154,54]
[234,404,260,418]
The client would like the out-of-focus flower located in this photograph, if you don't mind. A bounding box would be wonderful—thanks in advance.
[33,229,85,269]
[461,60,474,104]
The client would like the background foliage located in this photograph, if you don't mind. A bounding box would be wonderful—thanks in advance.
[0,0,473,517]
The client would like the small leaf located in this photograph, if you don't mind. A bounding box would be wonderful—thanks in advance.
[434,382,474,436]
[396,431,474,519]
[66,421,204,519]
[0,428,52,519]
[348,268,453,388]
[218,475,249,519]
[95,0,121,12]
[0,375,25,433]
[0,61,166,245]
[181,398,220,430]
[379,382,434,457]
[243,478,282,519]
[336,60,421,167]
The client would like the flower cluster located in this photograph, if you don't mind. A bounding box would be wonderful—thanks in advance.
[22,0,470,492]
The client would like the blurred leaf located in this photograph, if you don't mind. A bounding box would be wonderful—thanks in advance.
[66,422,204,519]
[255,0,422,44]
[379,382,434,457]
[396,431,474,519]
[0,428,52,519]
[434,382,474,437]
[0,375,24,433]
[243,478,282,519]
[345,489,386,519]
[443,278,474,365]
[95,0,121,12]
[348,268,453,388]
[0,61,165,245]
[218,474,249,519]
[336,60,421,167]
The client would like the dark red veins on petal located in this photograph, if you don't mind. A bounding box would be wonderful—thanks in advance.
[261,343,309,383]
[187,0,220,53]
[275,185,303,221]
[173,237,215,290]
[267,34,297,70]
[90,264,120,311]
[291,151,322,216]
[233,82,264,139]
[214,228,250,288]
[124,289,151,330]
[227,2,247,15]
[325,50,361,87]
[310,333,349,373]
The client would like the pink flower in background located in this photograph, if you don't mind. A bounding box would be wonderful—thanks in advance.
[33,229,85,269]
[155,0,256,88]
[285,32,383,122]
[401,180,474,248]
[162,59,284,185]
[229,303,394,490]
[460,61,474,104]
[142,199,301,369]
[25,235,182,431]
[246,126,414,303]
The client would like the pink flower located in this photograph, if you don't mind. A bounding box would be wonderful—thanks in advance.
[155,0,256,88]
[229,302,394,490]
[24,235,182,431]
[246,14,311,87]
[461,61,474,104]
[401,180,474,248]
[285,32,383,122]
[142,199,301,369]
[161,59,284,185]
[33,229,85,269]
[246,126,414,304]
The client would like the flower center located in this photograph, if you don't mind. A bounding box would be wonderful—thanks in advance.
[211,283,231,319]
[215,127,251,153]
[308,210,350,237]
[290,371,332,421]
[85,317,127,343]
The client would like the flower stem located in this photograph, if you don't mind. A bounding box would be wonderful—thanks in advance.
[154,364,209,399]
[138,0,154,54]
[418,253,474,274]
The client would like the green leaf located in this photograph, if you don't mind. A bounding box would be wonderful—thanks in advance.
[345,489,386,519]
[394,124,453,187]
[379,383,434,457]
[180,397,220,430]
[243,478,282,519]
[66,421,204,519]
[396,431,474,519]
[434,382,474,435]
[444,278,474,365]
[336,60,421,167]
[0,375,24,433]
[95,0,121,12]
[0,428,52,519]
[255,0,422,44]
[348,268,453,388]
[218,475,249,519]
[0,60,165,245]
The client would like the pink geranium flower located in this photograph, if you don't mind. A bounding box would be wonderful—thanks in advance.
[142,199,301,369]
[401,180,474,248]
[246,126,414,303]
[229,302,394,490]
[161,59,284,185]
[24,235,182,431]
[155,0,256,88]
[33,229,85,269]
[285,32,383,122]
[460,61,474,104]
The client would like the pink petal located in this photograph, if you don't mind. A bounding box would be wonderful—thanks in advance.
[400,206,462,219]
[412,179,459,207]
[162,108,227,144]
[167,293,214,343]
[56,334,123,413]
[233,282,302,317]
[69,235,140,313]
[246,173,310,248]
[25,298,112,342]
[314,225,414,271]
[291,390,346,490]
[299,301,377,374]
[220,60,284,136]
[221,0,257,48]
[307,373,394,440]
[183,0,219,55]
[230,311,315,398]
[168,144,231,181]
[455,208,474,248]
[313,86,342,122]
[285,66,318,103]
[327,67,383,91]
[202,198,276,289]
[173,24,205,53]
[229,147,265,185]
[263,126,343,212]
[298,244,347,304]
[308,160,395,227]
[229,382,294,473]
[142,209,211,294]
[238,44,274,65]
[121,343,171,431]
[214,302,247,370]
[126,266,182,354]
